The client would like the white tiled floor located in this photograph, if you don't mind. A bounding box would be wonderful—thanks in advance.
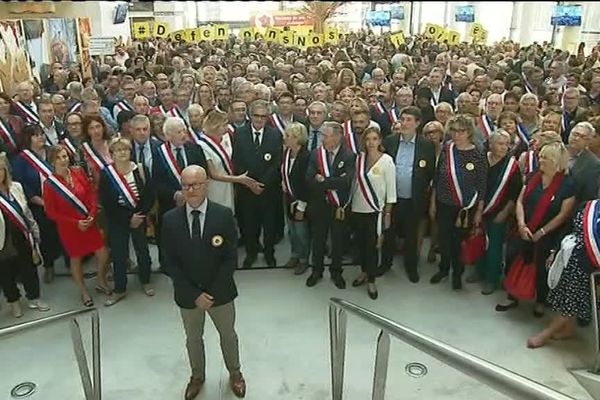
[0,242,595,400]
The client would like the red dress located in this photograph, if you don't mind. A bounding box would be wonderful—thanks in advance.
[43,167,105,257]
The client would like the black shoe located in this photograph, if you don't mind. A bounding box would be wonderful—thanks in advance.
[306,273,322,287]
[495,300,519,312]
[430,271,448,284]
[243,255,257,268]
[352,277,367,287]
[452,276,462,290]
[265,255,276,268]
[406,270,420,283]
[368,288,378,300]
[332,274,346,289]
[376,264,391,277]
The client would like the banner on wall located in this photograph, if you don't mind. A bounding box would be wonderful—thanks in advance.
[249,11,312,28]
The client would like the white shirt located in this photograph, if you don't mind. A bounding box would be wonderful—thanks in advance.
[251,127,265,146]
[42,121,59,146]
[170,143,188,167]
[186,199,207,238]
[351,153,397,213]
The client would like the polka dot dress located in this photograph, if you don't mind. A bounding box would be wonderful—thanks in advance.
[548,210,595,322]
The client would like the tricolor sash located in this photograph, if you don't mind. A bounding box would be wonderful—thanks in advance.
[158,143,182,184]
[104,164,139,209]
[226,124,235,137]
[67,101,82,114]
[561,111,570,134]
[0,192,35,249]
[479,115,494,140]
[114,100,134,115]
[374,102,386,115]
[14,101,39,124]
[46,173,89,217]
[316,147,341,208]
[21,150,53,182]
[387,108,400,125]
[516,123,530,148]
[61,137,78,158]
[445,142,478,209]
[169,106,189,126]
[281,148,295,199]
[483,156,519,215]
[269,113,286,136]
[196,133,234,175]
[583,200,600,268]
[82,142,108,171]
[523,171,565,232]
[343,121,359,155]
[522,73,535,94]
[523,150,537,175]
[356,152,384,236]
[0,118,18,153]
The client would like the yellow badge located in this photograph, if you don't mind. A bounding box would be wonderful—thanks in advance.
[264,153,272,161]
[466,162,475,171]
[419,159,427,168]
[211,235,224,247]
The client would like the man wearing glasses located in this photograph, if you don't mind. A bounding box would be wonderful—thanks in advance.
[162,165,246,399]
[232,99,283,268]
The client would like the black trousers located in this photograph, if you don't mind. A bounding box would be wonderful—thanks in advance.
[381,199,420,274]
[31,205,64,268]
[0,231,40,302]
[534,233,558,305]
[157,199,175,269]
[107,221,152,293]
[436,201,467,278]
[352,212,378,282]
[311,204,345,276]
[240,190,278,257]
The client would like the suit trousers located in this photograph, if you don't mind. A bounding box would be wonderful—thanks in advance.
[107,222,152,293]
[180,301,241,380]
[352,212,379,282]
[476,219,507,288]
[156,200,174,268]
[0,230,40,303]
[381,199,420,274]
[436,201,466,278]
[311,204,344,276]
[240,190,278,257]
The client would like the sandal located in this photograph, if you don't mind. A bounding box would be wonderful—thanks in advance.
[95,285,113,296]
[82,296,94,308]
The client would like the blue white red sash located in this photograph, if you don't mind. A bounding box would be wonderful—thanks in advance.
[158,143,182,184]
[523,150,537,175]
[61,137,77,157]
[343,121,359,155]
[316,147,341,207]
[583,200,600,268]
[387,108,399,125]
[516,123,530,148]
[0,118,18,153]
[14,101,39,124]
[82,142,108,171]
[0,192,35,249]
[522,73,535,94]
[281,148,295,199]
[561,111,570,134]
[356,152,384,236]
[114,100,134,116]
[445,142,478,209]
[196,133,234,175]
[104,164,139,209]
[483,156,519,215]
[374,102,386,115]
[67,101,82,114]
[21,149,52,180]
[479,115,494,140]
[269,113,286,136]
[226,124,235,137]
[46,173,89,217]
[169,106,189,126]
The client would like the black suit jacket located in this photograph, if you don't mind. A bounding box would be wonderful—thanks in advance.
[131,137,161,176]
[284,147,310,216]
[571,149,600,203]
[162,201,238,309]
[383,134,436,214]
[98,164,156,227]
[153,142,207,209]
[432,87,456,108]
[232,125,283,194]
[370,104,397,137]
[305,144,356,214]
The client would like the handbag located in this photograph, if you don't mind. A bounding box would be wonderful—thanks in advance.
[547,234,576,289]
[504,255,537,300]
[461,230,486,265]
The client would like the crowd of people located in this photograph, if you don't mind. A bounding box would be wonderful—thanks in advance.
[1,29,600,360]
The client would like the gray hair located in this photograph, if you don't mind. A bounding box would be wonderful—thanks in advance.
[67,81,83,98]
[133,95,149,105]
[307,101,327,113]
[249,99,270,115]
[572,121,596,137]
[489,129,511,144]
[162,116,186,137]
[456,92,472,102]
[130,114,150,128]
[188,104,204,115]
[254,84,271,102]
[520,93,538,105]
[323,121,343,137]
[81,87,98,102]
[435,102,453,113]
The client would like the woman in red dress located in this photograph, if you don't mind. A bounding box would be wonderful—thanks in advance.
[43,145,111,307]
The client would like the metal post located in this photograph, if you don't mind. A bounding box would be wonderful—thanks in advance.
[372,330,391,400]
[70,319,94,400]
[92,312,101,400]
[591,272,600,373]
[329,305,347,400]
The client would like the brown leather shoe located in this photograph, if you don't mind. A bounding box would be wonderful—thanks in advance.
[230,371,246,398]
[184,377,204,400]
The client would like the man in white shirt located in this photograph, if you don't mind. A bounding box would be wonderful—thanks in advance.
[38,99,63,146]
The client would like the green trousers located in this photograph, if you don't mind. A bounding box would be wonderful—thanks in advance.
[476,220,507,288]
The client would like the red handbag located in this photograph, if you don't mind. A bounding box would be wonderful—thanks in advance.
[504,255,537,300]
[461,231,486,265]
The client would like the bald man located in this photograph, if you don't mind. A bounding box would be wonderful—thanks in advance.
[161,165,246,399]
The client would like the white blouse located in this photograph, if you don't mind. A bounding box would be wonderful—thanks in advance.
[199,134,234,210]
[351,153,397,213]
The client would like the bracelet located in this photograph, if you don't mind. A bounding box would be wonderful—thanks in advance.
[540,227,546,236]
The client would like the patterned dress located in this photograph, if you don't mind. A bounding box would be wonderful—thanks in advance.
[548,209,595,322]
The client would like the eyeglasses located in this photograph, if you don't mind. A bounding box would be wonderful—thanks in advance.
[181,182,207,190]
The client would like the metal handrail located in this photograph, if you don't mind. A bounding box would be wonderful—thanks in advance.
[0,308,101,400]
[329,298,577,400]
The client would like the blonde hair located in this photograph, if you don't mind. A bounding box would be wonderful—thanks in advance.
[489,129,511,145]
[539,142,570,174]
[109,137,132,154]
[284,122,308,146]
[0,153,12,187]
[202,109,228,134]
[360,127,384,152]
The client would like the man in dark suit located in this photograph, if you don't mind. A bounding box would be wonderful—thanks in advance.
[428,67,456,109]
[154,117,207,271]
[162,165,246,399]
[267,91,307,136]
[562,88,589,143]
[38,99,65,146]
[379,106,436,282]
[232,99,283,268]
[568,122,600,203]
[370,82,398,137]
[305,121,356,289]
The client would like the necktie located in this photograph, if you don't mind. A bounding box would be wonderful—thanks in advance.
[311,130,318,151]
[191,210,202,239]
[254,131,260,148]
[138,145,145,164]
[175,147,185,168]
[328,151,334,166]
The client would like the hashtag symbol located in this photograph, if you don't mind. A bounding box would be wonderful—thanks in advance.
[138,26,146,35]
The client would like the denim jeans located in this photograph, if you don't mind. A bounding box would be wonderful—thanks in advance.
[287,216,310,263]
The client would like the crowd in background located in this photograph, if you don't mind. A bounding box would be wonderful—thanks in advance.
[0,29,599,350]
